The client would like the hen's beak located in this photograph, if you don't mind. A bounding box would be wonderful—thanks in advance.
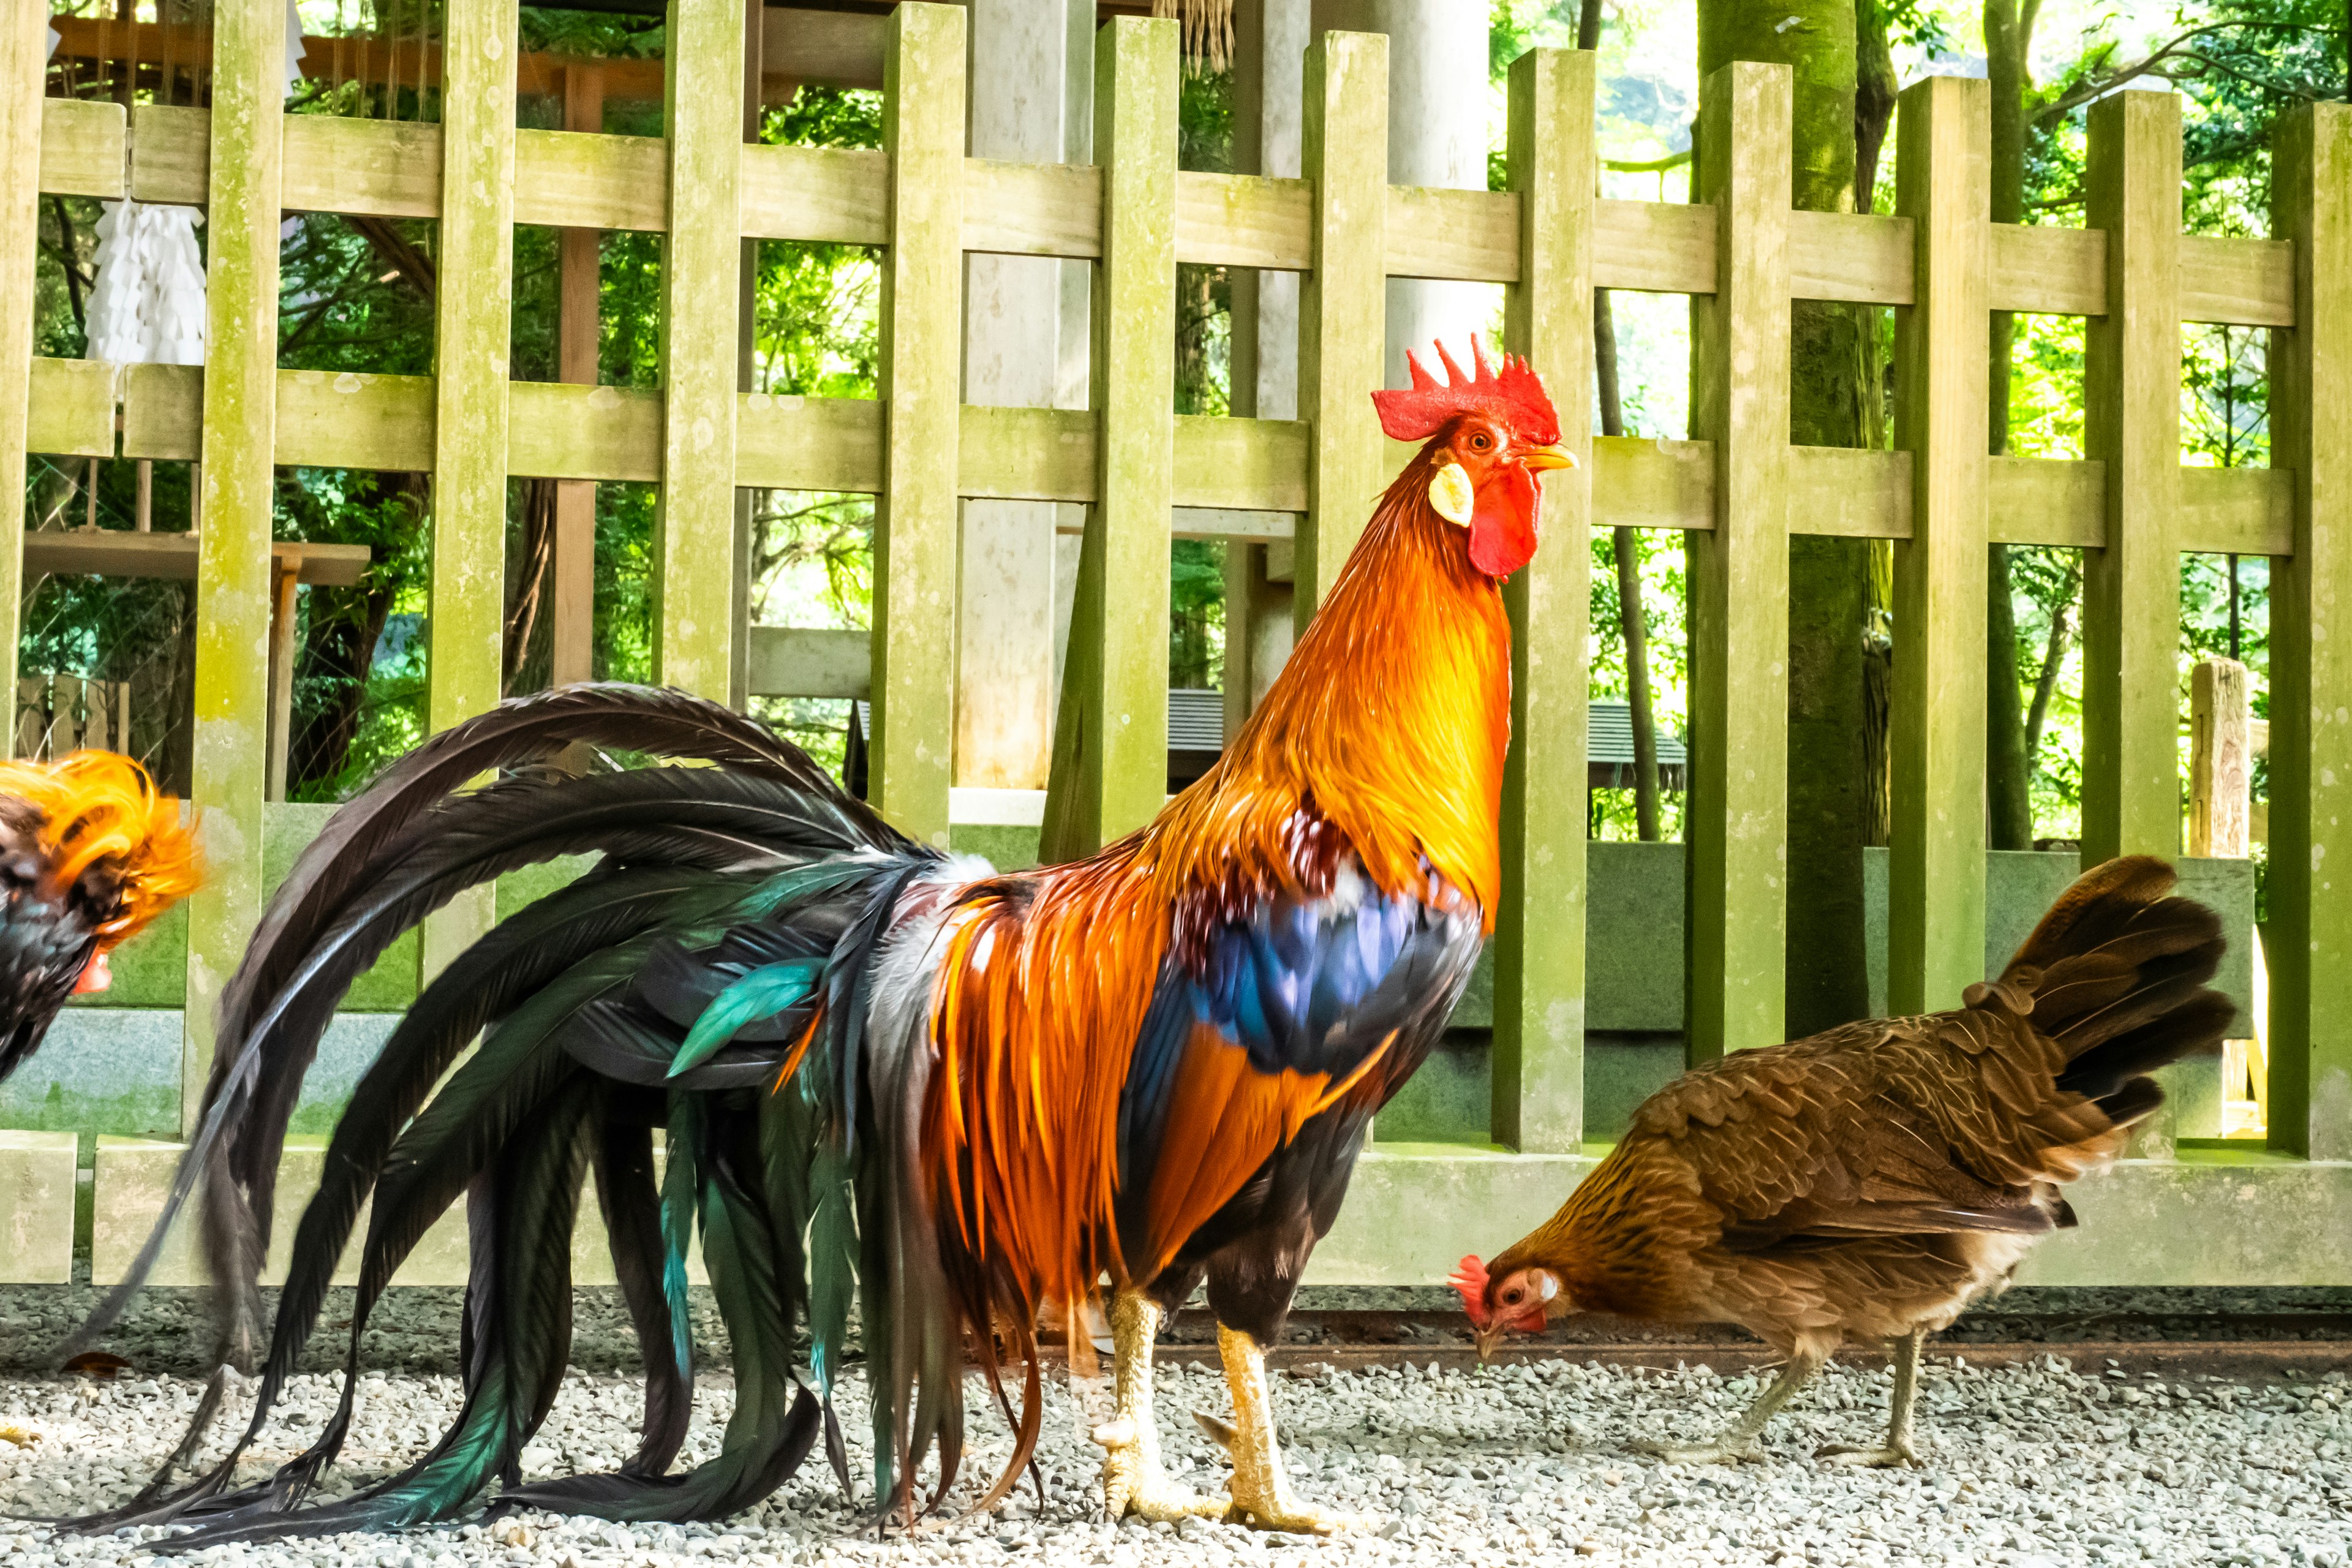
[1522,444,1577,472]
[1473,1319,1508,1363]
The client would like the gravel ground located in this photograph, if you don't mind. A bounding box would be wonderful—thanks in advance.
[0,1354,2346,1567]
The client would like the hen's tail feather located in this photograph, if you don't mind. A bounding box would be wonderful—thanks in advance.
[1996,854,2231,1119]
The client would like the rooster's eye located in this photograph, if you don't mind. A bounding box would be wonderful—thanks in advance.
[1468,432,1493,451]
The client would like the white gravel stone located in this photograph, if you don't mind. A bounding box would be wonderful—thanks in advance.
[0,1356,2345,1566]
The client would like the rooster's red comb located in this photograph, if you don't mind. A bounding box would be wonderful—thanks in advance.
[1371,336,1560,447]
[1447,1254,1492,1328]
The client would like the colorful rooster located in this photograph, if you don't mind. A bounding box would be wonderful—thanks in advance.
[70,341,1572,1541]
[0,752,198,1079]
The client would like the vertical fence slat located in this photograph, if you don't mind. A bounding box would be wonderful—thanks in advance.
[1887,75,1990,1014]
[2267,101,2352,1161]
[421,0,519,982]
[1040,16,1177,862]
[872,2,964,850]
[655,0,744,702]
[1294,29,1387,630]
[183,0,287,1133]
[0,6,45,728]
[2080,92,2182,868]
[1684,61,1792,1060]
[1491,45,1593,1153]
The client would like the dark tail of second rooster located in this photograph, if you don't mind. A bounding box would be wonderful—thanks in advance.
[1990,854,2234,1128]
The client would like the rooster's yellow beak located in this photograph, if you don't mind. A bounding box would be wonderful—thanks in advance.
[1522,444,1577,472]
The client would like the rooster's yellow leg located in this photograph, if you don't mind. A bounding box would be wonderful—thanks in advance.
[1817,1329,1924,1467]
[1635,1344,1830,1464]
[1208,1323,1365,1534]
[1092,1292,1221,1523]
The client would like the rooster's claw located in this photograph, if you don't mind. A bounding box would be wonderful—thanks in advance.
[1814,1442,1918,1468]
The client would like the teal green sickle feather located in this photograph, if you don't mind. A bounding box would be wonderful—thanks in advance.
[671,959,824,1077]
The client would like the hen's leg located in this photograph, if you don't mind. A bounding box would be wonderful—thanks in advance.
[1817,1329,1924,1467]
[1093,1291,1222,1522]
[1204,1324,1362,1534]
[1634,1344,1830,1464]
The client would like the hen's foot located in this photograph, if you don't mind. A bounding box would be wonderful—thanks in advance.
[1631,1436,1757,1465]
[0,1425,34,1447]
[1814,1441,1917,1468]
[1094,1419,1222,1522]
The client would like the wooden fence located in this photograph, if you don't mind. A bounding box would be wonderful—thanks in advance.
[8,2,2352,1284]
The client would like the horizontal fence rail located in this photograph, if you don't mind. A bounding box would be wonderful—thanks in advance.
[13,3,2352,1284]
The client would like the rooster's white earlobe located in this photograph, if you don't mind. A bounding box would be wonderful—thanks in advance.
[1430,462,1475,526]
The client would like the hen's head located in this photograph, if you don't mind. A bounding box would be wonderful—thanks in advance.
[1449,1252,1564,1360]
[0,752,200,1080]
[1372,336,1573,579]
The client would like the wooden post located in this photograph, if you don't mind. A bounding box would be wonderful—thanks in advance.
[184,0,287,1134]
[2266,100,2352,1162]
[1294,29,1387,630]
[551,63,604,690]
[1888,75,1991,1014]
[0,5,45,733]
[2079,91,2182,867]
[264,557,301,804]
[730,0,766,712]
[1039,17,1178,864]
[1490,45,1593,1154]
[421,0,519,984]
[2188,657,2251,858]
[1684,61,1792,1060]
[871,2,964,851]
[657,0,746,702]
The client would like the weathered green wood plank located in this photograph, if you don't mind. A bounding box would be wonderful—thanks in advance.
[121,363,204,462]
[2178,465,2294,557]
[129,104,209,205]
[1177,171,1311,271]
[2180,234,2293,328]
[2080,92,2182,868]
[36,97,125,198]
[282,115,441,218]
[184,0,288,1134]
[1040,17,1178,863]
[955,406,1093,502]
[1490,47,1594,1155]
[1386,185,1517,283]
[1887,75,1991,1015]
[279,369,435,471]
[738,143,886,243]
[419,0,519,984]
[870,2,964,851]
[1175,415,1310,513]
[1684,61,1792,1060]
[2267,102,2352,1161]
[24,358,116,458]
[1989,224,2105,317]
[1,6,48,733]
[1988,457,2103,548]
[655,0,745,703]
[1294,29,1388,627]
[508,380,663,481]
[1593,199,1714,295]
[514,127,668,232]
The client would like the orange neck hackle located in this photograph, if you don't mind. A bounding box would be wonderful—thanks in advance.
[0,751,201,948]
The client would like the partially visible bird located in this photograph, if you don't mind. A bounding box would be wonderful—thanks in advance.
[64,339,1573,1542]
[1453,854,2230,1465]
[0,751,200,1080]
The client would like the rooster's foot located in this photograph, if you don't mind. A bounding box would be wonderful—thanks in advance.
[1814,1441,1917,1468]
[0,1424,34,1448]
[1630,1436,1757,1465]
[1095,1419,1221,1523]
[1221,1491,1367,1537]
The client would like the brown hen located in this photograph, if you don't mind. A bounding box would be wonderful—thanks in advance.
[1453,854,2231,1465]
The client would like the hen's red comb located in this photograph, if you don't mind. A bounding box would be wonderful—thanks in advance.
[1447,1254,1492,1328]
[1370,335,1560,446]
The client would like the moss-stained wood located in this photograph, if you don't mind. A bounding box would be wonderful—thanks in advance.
[420,0,519,983]
[872,2,964,850]
[2080,93,2182,867]
[1887,76,1990,1014]
[1684,61,1793,1060]
[1040,18,1178,864]
[1294,29,1388,628]
[23,358,116,458]
[36,97,125,198]
[184,0,288,1134]
[655,0,745,703]
[2267,102,2352,1162]
[0,7,55,734]
[1488,48,1594,1155]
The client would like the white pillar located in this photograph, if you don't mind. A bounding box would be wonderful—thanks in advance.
[957,0,1091,791]
[1313,0,1493,386]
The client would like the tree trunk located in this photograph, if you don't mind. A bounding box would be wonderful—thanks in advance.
[1700,0,1869,1038]
[1983,0,2040,848]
